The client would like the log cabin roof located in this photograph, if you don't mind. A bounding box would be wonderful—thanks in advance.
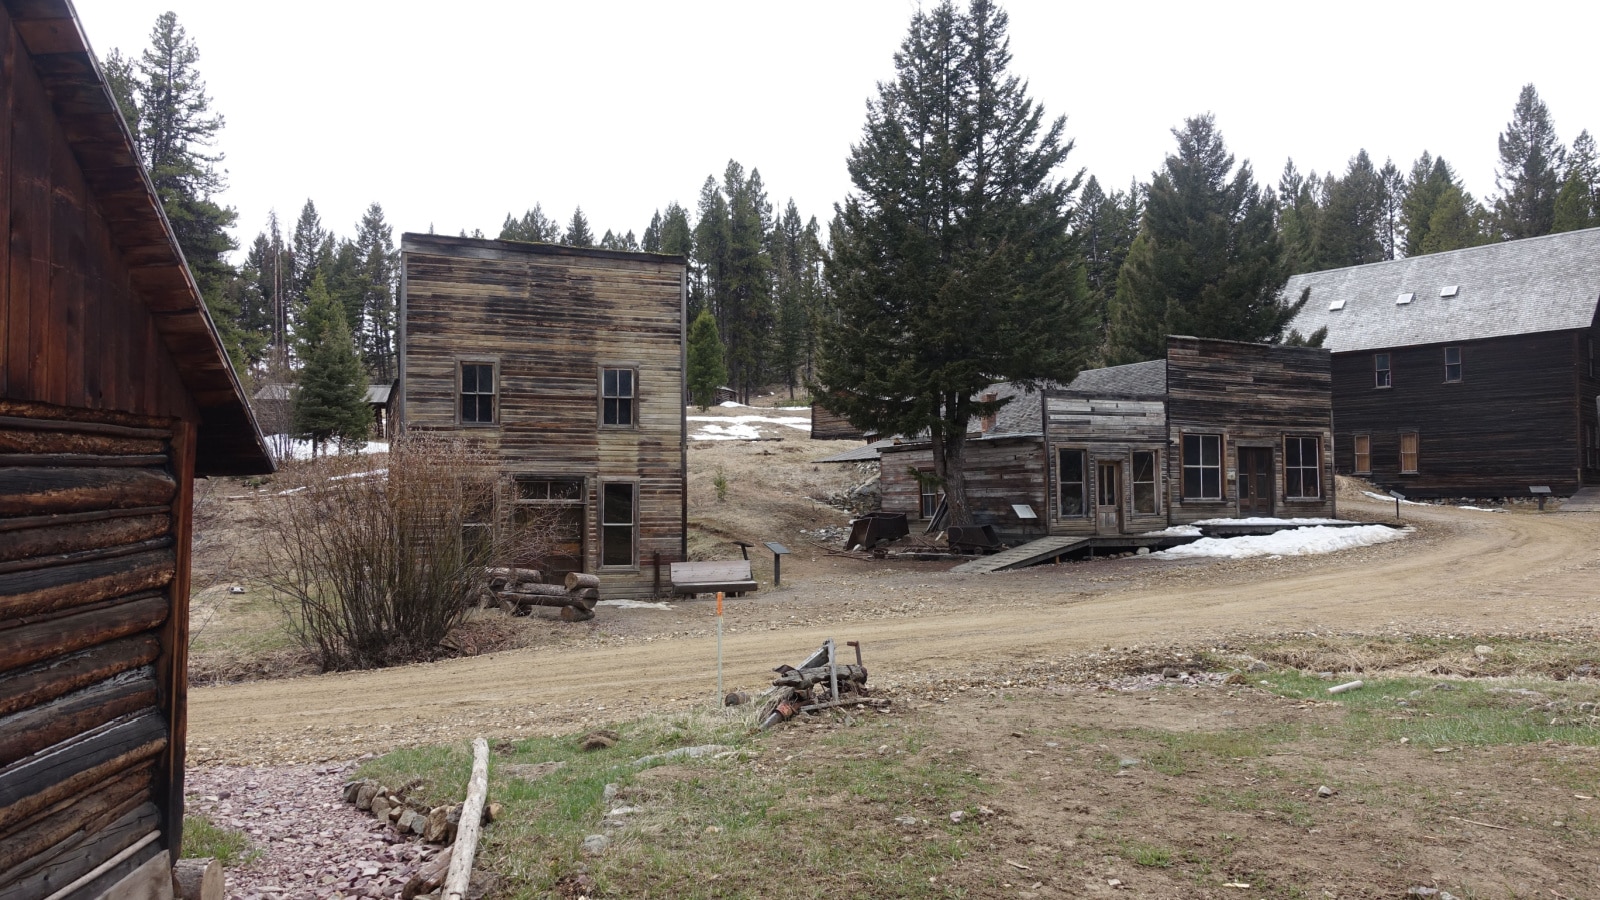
[1284,227,1600,353]
[6,0,271,475]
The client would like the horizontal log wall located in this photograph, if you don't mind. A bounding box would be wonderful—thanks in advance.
[401,236,686,598]
[1331,330,1583,498]
[1166,338,1337,522]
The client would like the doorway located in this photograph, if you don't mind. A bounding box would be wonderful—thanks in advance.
[1238,448,1274,516]
[1096,459,1123,533]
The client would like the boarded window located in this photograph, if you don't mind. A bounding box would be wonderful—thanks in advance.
[1374,353,1391,389]
[601,482,636,567]
[1181,434,1222,500]
[1284,436,1321,499]
[1353,434,1371,474]
[602,368,635,426]
[460,362,496,423]
[1132,451,1158,515]
[1400,432,1419,474]
[1444,346,1462,383]
[1058,449,1086,517]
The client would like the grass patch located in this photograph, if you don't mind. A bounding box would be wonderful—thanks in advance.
[1119,840,1173,867]
[1253,671,1600,748]
[181,814,256,867]
[358,711,990,898]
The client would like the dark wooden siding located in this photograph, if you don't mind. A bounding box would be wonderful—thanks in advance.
[400,236,686,598]
[1044,395,1167,536]
[1166,338,1337,522]
[1331,331,1581,497]
[880,439,1048,541]
[811,405,864,441]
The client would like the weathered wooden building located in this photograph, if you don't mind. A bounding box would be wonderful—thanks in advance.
[810,402,866,441]
[399,234,687,599]
[1,2,273,895]
[880,337,1335,538]
[1286,228,1600,497]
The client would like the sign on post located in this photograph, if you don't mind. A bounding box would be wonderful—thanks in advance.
[1530,485,1551,511]
[763,541,790,586]
[1388,489,1406,521]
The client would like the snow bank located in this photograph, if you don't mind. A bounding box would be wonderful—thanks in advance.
[688,414,811,430]
[1456,505,1505,513]
[597,599,675,610]
[691,423,763,440]
[1362,490,1426,506]
[267,436,388,461]
[687,413,811,440]
[1139,524,1203,537]
[1151,524,1410,560]
[1192,516,1350,526]
[717,400,747,408]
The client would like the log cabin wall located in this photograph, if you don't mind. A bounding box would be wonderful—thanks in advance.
[1579,316,1600,488]
[400,235,687,599]
[1330,330,1584,498]
[879,439,1047,541]
[1044,394,1168,536]
[810,404,865,441]
[1166,337,1336,523]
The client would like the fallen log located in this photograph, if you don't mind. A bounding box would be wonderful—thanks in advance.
[402,848,451,900]
[564,572,600,591]
[499,583,567,598]
[443,738,489,900]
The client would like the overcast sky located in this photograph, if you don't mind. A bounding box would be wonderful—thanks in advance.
[72,1,1600,257]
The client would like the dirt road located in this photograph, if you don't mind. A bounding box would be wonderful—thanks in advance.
[188,495,1600,765]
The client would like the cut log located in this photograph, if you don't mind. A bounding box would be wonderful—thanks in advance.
[499,594,584,611]
[0,711,167,826]
[0,467,176,517]
[0,594,167,678]
[499,583,567,598]
[171,857,222,900]
[0,513,171,565]
[443,738,490,900]
[0,667,158,767]
[564,572,599,591]
[402,847,452,900]
[0,550,175,620]
[0,427,166,457]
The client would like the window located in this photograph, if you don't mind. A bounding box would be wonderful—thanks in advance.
[1181,434,1223,500]
[601,368,635,426]
[600,482,636,567]
[1444,346,1462,383]
[1284,436,1321,499]
[460,362,496,424]
[1131,451,1158,515]
[917,471,943,519]
[1353,434,1371,475]
[1057,449,1086,517]
[1374,353,1391,388]
[1399,432,1419,474]
[512,477,585,575]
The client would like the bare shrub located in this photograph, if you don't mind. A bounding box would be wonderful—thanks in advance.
[259,433,546,671]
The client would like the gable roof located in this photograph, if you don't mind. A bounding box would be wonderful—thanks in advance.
[1285,228,1600,353]
[1062,359,1167,396]
[7,0,270,475]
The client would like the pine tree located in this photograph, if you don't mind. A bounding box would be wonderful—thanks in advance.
[1378,158,1404,260]
[1077,176,1141,353]
[292,273,371,454]
[499,204,563,242]
[291,199,331,336]
[1401,153,1451,256]
[819,0,1094,526]
[564,208,596,247]
[1277,159,1321,276]
[686,309,729,410]
[693,176,731,327]
[721,162,775,400]
[1106,114,1296,365]
[1493,84,1565,240]
[1553,130,1598,233]
[1315,150,1386,268]
[1421,185,1488,254]
[352,203,398,381]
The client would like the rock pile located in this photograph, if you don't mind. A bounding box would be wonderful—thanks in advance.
[342,778,500,845]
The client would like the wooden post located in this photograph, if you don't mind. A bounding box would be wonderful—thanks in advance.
[715,591,724,704]
[443,738,489,900]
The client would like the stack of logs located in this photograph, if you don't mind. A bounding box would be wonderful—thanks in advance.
[486,568,599,622]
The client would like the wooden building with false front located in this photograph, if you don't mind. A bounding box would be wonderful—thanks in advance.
[879,337,1335,540]
[1286,227,1600,498]
[1,1,273,896]
[398,234,688,599]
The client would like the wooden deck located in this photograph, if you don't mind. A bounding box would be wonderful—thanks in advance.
[951,533,1203,574]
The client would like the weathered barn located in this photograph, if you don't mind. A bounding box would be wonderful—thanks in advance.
[880,337,1335,537]
[398,234,687,599]
[1286,228,1600,497]
[1,1,272,895]
[810,402,866,441]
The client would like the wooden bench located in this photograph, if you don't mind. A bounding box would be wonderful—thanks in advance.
[670,560,758,597]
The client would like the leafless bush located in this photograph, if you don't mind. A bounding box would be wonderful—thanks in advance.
[259,433,551,671]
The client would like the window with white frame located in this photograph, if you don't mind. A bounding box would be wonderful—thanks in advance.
[1181,434,1222,499]
[601,368,636,426]
[459,361,497,424]
[600,482,636,567]
[1284,436,1321,499]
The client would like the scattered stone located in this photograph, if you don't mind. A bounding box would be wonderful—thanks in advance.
[355,781,379,810]
[632,744,730,767]
[602,783,619,804]
[1431,682,1458,692]
[1107,878,1123,888]
[949,810,965,824]
[582,834,610,855]
[1136,546,1150,555]
[1316,785,1336,798]
[580,730,620,751]
[501,761,567,781]
[1247,661,1270,672]
[894,815,918,827]
[1118,757,1140,768]
[1473,645,1492,657]
[977,805,996,818]
[371,795,391,821]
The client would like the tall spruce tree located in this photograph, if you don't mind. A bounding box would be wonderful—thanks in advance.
[1400,153,1451,256]
[721,162,775,401]
[686,309,729,410]
[1314,150,1386,268]
[352,203,398,381]
[499,204,563,242]
[1077,176,1141,354]
[693,176,731,325]
[1378,158,1404,260]
[819,0,1094,526]
[1105,114,1296,365]
[1276,159,1321,276]
[292,273,371,454]
[564,208,596,247]
[1493,84,1565,240]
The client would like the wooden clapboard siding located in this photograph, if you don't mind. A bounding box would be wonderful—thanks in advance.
[400,234,687,598]
[1044,394,1168,536]
[1331,329,1586,497]
[811,404,864,441]
[1166,337,1336,523]
[880,439,1047,541]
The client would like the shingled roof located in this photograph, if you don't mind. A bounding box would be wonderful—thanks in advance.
[1285,228,1600,353]
[1062,359,1167,396]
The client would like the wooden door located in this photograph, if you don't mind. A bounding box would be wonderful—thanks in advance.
[1238,448,1274,516]
[1096,460,1123,534]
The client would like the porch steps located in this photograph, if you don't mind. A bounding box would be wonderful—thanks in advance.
[950,535,1090,574]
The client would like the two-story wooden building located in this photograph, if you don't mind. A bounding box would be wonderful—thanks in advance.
[879,337,1336,539]
[1286,227,1600,497]
[1,1,273,895]
[398,235,687,598]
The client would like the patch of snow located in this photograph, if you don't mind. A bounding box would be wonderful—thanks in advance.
[1456,505,1505,513]
[691,423,763,440]
[1150,524,1410,560]
[1193,516,1351,526]
[776,405,810,411]
[597,599,675,610]
[717,400,747,408]
[688,414,811,431]
[1139,525,1203,536]
[266,435,388,461]
[1362,490,1426,506]
[330,468,388,482]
